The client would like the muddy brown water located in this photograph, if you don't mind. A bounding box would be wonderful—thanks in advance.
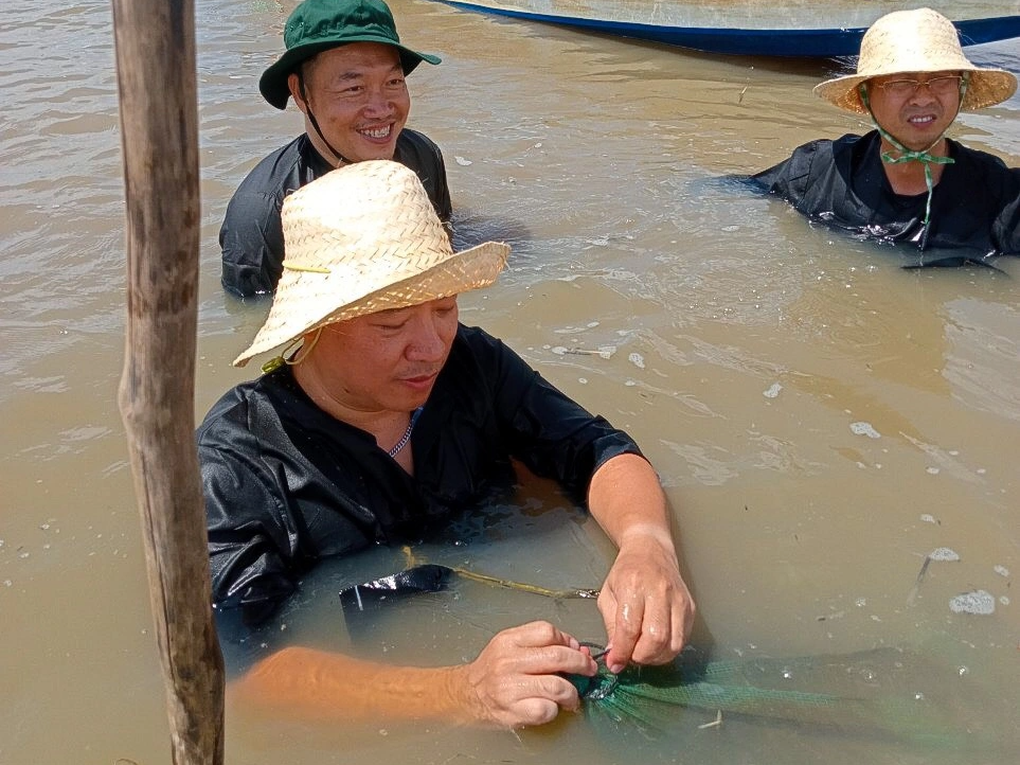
[1,1,1018,763]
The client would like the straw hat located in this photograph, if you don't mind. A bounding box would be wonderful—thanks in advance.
[814,8,1017,114]
[233,161,509,367]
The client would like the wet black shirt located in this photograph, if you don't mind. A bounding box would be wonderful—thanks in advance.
[219,130,453,297]
[198,324,642,622]
[751,131,1020,261]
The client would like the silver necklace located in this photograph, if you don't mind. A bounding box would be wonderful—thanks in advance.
[387,407,423,458]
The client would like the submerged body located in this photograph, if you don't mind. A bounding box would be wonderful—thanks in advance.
[751,131,1020,264]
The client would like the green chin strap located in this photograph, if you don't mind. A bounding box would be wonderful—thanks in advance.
[858,75,968,229]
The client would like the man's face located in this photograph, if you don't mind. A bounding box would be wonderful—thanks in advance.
[290,42,410,163]
[311,297,458,415]
[865,70,962,151]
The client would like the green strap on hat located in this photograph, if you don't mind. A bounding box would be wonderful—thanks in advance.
[259,0,441,110]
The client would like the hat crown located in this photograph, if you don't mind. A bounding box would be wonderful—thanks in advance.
[233,161,510,367]
[282,160,450,279]
[284,0,400,51]
[856,7,969,79]
[813,7,1018,114]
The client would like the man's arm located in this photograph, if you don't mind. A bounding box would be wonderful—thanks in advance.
[230,621,596,729]
[990,165,1020,256]
[464,328,695,672]
[219,187,285,298]
[587,453,695,674]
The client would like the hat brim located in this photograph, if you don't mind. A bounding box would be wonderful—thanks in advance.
[814,66,1017,114]
[233,241,509,367]
[259,39,441,110]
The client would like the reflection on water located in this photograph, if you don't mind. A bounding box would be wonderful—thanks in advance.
[1,1,1017,764]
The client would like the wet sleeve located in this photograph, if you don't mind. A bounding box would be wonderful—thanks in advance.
[485,337,643,498]
[430,145,453,224]
[749,141,822,205]
[200,434,302,624]
[219,186,285,298]
[399,131,453,223]
[991,170,1020,255]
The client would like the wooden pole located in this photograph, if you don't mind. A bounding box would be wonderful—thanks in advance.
[112,0,225,762]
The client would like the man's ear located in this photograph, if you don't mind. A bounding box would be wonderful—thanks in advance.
[288,72,308,114]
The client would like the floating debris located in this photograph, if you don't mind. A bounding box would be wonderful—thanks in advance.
[763,382,782,399]
[558,346,616,359]
[697,710,723,730]
[815,610,846,622]
[919,514,938,525]
[925,467,940,475]
[628,352,646,369]
[993,565,1010,578]
[928,548,960,562]
[454,155,472,166]
[906,555,932,607]
[948,590,995,615]
[850,421,881,439]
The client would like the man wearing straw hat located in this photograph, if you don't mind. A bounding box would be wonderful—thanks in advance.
[199,160,695,728]
[752,8,1020,266]
[219,0,451,297]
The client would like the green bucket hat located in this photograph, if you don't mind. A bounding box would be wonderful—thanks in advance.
[259,0,441,110]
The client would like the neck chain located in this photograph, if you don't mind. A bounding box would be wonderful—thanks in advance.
[388,407,423,458]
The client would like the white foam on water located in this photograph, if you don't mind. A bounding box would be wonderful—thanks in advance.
[850,421,881,438]
[948,590,996,615]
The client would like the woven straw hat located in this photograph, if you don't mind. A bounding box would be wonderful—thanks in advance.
[233,161,509,367]
[814,8,1017,114]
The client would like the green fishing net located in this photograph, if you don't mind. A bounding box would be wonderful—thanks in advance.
[566,644,977,751]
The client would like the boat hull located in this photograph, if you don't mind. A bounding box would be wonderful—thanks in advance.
[439,2,1020,57]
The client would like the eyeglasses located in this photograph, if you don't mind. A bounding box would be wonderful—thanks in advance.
[874,75,964,98]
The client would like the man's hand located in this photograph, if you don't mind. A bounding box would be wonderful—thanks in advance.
[586,453,697,673]
[450,621,597,729]
[233,621,596,729]
[597,525,694,673]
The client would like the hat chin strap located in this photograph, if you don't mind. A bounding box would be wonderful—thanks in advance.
[858,81,965,230]
[299,72,353,168]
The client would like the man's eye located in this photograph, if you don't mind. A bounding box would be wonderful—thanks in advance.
[884,80,915,92]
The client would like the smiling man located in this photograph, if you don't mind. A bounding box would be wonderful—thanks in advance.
[751,8,1020,265]
[219,0,451,297]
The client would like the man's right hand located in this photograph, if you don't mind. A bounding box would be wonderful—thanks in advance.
[448,621,597,729]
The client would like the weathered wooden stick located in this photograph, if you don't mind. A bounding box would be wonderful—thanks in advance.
[112,0,224,762]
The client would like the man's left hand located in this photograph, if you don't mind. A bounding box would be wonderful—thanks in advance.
[597,526,694,673]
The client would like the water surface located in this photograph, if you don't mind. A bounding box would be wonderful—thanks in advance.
[1,1,1018,763]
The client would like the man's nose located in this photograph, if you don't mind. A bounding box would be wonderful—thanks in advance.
[407,318,446,361]
[363,87,393,115]
[910,82,940,103]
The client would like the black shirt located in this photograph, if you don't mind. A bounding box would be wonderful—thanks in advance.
[219,130,453,297]
[198,324,642,622]
[751,131,1020,263]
